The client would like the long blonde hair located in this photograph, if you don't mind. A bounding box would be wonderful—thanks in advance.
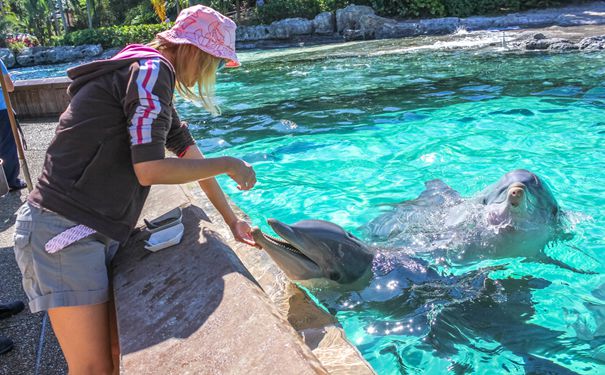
[148,38,221,115]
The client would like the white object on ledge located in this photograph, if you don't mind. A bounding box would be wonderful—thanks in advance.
[144,223,185,252]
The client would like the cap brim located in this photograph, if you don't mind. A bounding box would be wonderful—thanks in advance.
[156,31,240,68]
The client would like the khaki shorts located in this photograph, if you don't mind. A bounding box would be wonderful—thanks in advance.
[13,202,120,313]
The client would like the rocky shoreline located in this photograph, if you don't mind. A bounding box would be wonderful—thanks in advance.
[2,2,605,69]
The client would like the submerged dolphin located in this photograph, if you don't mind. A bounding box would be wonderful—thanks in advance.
[365,169,562,262]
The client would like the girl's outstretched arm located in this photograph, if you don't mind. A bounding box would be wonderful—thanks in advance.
[181,145,257,246]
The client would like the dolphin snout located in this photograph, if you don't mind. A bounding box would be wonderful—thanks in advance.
[508,184,525,207]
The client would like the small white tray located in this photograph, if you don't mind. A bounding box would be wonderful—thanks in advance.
[144,223,184,252]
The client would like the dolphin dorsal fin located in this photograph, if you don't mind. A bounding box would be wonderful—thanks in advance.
[415,179,461,205]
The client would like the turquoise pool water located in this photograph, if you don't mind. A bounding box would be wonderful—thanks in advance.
[13,39,605,374]
[200,42,604,374]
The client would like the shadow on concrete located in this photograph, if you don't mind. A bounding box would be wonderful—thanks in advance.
[113,204,257,356]
[0,192,24,233]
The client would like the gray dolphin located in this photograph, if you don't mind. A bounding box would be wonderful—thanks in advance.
[365,169,562,262]
[251,219,375,285]
[251,218,489,297]
[251,218,504,320]
[251,170,564,283]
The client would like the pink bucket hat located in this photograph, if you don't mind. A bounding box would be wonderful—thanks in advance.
[156,5,240,67]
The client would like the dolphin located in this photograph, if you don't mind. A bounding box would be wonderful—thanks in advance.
[365,169,562,262]
[250,170,567,285]
[251,218,375,286]
[251,218,495,302]
[252,220,592,372]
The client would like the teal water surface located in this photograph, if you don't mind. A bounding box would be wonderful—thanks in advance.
[197,42,604,374]
[14,39,605,374]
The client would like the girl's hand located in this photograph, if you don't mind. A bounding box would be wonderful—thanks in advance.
[225,157,256,191]
[229,219,258,247]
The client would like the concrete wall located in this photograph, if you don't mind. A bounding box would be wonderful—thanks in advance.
[12,77,71,119]
[114,184,334,374]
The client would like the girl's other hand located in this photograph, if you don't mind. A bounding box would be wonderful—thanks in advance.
[225,157,256,190]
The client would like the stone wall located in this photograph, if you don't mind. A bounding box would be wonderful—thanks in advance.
[236,2,605,42]
[0,44,103,69]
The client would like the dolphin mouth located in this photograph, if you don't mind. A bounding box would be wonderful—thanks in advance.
[252,228,312,260]
[251,222,321,280]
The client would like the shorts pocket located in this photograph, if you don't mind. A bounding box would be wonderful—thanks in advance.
[13,230,34,279]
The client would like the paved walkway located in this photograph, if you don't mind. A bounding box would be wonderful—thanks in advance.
[0,119,66,374]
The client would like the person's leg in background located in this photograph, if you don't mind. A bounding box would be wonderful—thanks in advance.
[0,109,24,190]
[0,300,25,355]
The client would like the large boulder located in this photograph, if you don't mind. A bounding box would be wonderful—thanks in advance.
[336,5,375,33]
[313,12,335,35]
[524,37,571,50]
[0,48,16,68]
[419,17,460,35]
[547,41,579,51]
[236,25,271,41]
[460,16,497,31]
[16,44,103,67]
[578,35,605,50]
[343,29,365,41]
[375,22,419,39]
[269,18,314,39]
[495,13,556,29]
[359,14,396,39]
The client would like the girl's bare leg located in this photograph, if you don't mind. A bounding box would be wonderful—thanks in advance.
[108,299,120,373]
[48,302,117,375]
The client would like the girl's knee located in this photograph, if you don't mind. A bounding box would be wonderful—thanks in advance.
[69,359,114,375]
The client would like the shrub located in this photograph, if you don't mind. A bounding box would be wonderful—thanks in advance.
[255,0,325,24]
[62,24,170,48]
[6,41,26,54]
[367,0,443,18]
[3,33,39,53]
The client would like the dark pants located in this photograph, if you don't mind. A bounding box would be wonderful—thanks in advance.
[0,109,20,187]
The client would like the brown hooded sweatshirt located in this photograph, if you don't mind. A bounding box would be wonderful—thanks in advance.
[29,45,195,243]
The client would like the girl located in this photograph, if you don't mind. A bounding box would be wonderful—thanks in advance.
[13,6,255,374]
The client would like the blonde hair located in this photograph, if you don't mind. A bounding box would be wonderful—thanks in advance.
[148,38,221,115]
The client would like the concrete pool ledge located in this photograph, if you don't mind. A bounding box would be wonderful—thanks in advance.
[189,186,376,375]
[114,183,373,374]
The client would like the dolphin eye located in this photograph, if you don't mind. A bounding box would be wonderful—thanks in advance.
[329,271,342,282]
[346,232,357,240]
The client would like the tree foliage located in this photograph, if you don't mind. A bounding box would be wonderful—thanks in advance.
[0,0,588,46]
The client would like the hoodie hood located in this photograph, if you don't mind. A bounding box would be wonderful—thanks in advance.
[66,44,175,96]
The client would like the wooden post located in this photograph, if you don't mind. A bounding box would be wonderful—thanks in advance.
[0,74,33,191]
